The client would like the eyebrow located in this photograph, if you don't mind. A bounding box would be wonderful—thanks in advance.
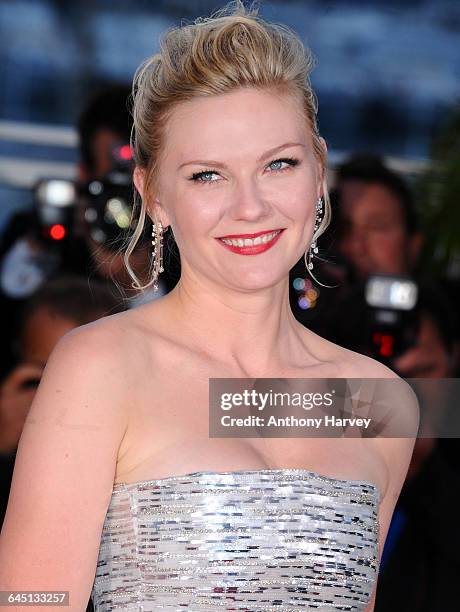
[178,142,306,170]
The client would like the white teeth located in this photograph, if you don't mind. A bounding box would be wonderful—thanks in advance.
[220,230,281,247]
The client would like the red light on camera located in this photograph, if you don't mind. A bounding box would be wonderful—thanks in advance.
[119,145,133,160]
[372,332,394,357]
[50,224,66,241]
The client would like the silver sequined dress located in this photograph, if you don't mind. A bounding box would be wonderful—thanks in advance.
[91,469,380,611]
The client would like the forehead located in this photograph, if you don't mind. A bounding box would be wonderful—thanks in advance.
[162,88,312,162]
[339,181,404,222]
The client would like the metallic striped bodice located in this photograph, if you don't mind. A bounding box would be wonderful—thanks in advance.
[91,468,380,611]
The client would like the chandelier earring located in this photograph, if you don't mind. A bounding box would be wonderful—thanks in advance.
[151,220,164,292]
[305,196,323,274]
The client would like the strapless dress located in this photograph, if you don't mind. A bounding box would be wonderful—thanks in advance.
[91,468,380,611]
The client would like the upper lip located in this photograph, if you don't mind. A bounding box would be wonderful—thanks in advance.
[217,228,284,239]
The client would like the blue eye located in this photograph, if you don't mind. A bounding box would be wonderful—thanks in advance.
[268,157,300,171]
[189,157,300,184]
[190,170,220,183]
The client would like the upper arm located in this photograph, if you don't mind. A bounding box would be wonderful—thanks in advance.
[364,434,417,611]
[355,356,420,611]
[358,355,419,548]
[0,323,129,610]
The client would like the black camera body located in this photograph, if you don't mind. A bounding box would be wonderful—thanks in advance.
[32,143,149,253]
[31,178,77,248]
[80,143,150,250]
[365,274,420,367]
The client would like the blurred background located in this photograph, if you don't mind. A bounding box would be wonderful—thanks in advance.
[1,0,460,219]
[1,1,460,610]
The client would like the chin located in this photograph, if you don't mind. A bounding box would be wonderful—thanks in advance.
[223,270,286,292]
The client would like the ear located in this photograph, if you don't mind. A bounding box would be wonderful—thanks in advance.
[317,137,328,195]
[133,166,146,199]
[133,166,170,229]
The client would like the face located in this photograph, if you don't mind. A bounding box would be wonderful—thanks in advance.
[337,180,418,279]
[137,87,324,292]
[78,128,124,181]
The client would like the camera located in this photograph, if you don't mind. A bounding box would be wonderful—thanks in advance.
[80,142,150,250]
[365,273,420,365]
[31,178,77,248]
[32,143,151,254]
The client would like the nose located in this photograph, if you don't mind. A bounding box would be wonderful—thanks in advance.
[228,176,271,222]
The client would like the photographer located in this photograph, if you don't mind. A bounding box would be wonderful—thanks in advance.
[0,85,179,379]
[319,154,460,610]
[374,287,460,611]
[320,154,455,367]
[334,153,423,282]
[289,153,427,350]
[75,85,179,304]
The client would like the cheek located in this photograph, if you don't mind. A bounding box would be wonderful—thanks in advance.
[287,187,314,218]
[272,175,316,222]
[169,189,222,242]
[166,170,317,241]
[370,230,406,262]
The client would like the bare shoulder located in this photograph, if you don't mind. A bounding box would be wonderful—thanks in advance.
[44,311,136,402]
[324,338,420,446]
[322,336,399,379]
[115,298,193,366]
[19,309,138,472]
[60,305,156,370]
[62,306,139,352]
[308,331,419,481]
[333,343,420,432]
[0,310,141,605]
[297,325,394,378]
[66,298,190,398]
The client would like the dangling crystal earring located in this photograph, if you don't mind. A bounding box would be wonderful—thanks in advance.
[151,220,164,292]
[305,197,323,274]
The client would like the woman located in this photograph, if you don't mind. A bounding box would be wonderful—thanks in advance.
[0,3,417,610]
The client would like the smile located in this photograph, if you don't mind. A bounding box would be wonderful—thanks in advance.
[216,229,284,255]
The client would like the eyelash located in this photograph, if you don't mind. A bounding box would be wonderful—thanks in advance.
[189,157,300,183]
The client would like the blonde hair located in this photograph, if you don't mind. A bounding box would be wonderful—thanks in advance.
[124,0,331,293]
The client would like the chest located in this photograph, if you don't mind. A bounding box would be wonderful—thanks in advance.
[115,355,387,495]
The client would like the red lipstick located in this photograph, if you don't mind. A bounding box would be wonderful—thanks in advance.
[218,228,284,239]
[216,229,284,256]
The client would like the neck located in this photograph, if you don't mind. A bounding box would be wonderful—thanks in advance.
[160,269,317,376]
